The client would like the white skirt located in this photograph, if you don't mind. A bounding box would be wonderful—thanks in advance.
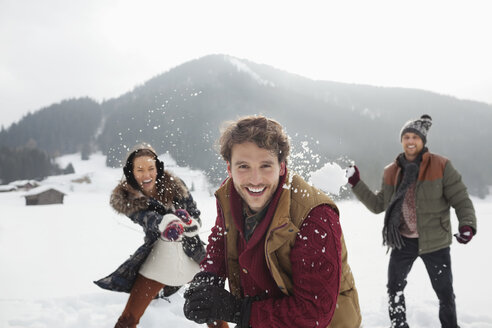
[139,239,200,286]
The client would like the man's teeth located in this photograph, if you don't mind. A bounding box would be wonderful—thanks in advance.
[247,186,265,193]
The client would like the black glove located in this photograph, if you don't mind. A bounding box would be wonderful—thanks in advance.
[183,272,251,327]
[182,235,206,263]
[184,285,251,326]
[187,271,225,290]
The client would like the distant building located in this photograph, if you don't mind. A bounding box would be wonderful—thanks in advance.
[71,175,91,184]
[0,185,17,193]
[24,186,66,205]
[10,180,40,191]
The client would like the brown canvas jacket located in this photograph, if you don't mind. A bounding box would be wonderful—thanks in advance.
[216,174,362,327]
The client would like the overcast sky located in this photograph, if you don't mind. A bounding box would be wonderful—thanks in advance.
[1,0,491,128]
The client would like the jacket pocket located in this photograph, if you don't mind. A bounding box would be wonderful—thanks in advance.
[439,216,450,232]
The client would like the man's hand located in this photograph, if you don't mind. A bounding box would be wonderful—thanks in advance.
[184,285,242,324]
[183,272,251,327]
[182,235,206,263]
[454,226,474,244]
[345,165,360,187]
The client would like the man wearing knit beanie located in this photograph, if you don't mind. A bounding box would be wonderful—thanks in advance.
[400,114,432,145]
[346,114,477,328]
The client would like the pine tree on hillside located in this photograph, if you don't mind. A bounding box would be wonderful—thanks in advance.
[0,145,60,184]
[0,98,102,156]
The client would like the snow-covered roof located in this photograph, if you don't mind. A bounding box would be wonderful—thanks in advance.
[0,185,17,192]
[23,185,67,197]
[9,180,39,187]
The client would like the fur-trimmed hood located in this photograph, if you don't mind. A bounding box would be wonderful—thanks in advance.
[110,170,189,216]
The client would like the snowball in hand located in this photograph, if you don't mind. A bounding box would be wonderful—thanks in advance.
[309,162,347,195]
[345,166,356,178]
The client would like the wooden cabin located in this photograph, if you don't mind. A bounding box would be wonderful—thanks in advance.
[24,187,66,205]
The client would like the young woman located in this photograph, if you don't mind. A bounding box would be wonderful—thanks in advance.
[95,144,206,328]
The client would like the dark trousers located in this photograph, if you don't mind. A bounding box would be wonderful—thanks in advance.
[387,237,457,328]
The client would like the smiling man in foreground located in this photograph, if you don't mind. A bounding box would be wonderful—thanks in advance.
[183,115,361,328]
[347,114,477,328]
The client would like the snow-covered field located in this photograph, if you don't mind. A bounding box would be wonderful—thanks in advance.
[0,153,490,328]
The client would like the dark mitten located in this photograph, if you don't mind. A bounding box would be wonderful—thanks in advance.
[183,272,224,323]
[182,235,207,263]
[184,284,251,326]
[187,271,224,291]
[454,225,474,244]
[346,165,360,187]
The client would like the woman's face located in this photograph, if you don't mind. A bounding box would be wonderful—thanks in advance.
[132,156,157,195]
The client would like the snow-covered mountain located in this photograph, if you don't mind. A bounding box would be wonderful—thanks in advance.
[0,152,491,327]
[2,54,492,197]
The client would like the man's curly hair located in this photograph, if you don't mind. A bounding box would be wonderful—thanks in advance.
[219,115,290,164]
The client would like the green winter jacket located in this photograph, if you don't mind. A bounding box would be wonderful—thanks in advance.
[352,151,477,254]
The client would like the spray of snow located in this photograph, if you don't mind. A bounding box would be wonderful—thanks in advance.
[309,162,347,195]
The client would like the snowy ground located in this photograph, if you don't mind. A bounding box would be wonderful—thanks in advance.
[0,153,490,328]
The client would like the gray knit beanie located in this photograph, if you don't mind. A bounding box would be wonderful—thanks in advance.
[400,114,432,144]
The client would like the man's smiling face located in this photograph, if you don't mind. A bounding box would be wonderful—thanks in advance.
[227,142,285,213]
[401,132,424,161]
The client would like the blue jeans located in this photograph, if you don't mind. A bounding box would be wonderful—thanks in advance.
[387,237,457,328]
